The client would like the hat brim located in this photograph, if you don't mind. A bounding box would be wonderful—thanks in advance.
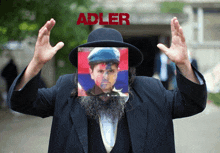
[69,40,143,67]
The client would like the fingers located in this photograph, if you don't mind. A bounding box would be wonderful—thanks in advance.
[174,18,180,34]
[39,21,49,33]
[39,18,55,33]
[47,18,55,32]
[171,17,177,37]
[38,26,49,41]
[157,43,169,54]
[53,42,64,52]
[171,17,181,36]
[179,26,185,42]
[171,17,185,42]
[38,18,56,41]
[175,19,185,42]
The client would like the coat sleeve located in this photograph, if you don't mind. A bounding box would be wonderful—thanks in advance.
[163,65,207,119]
[7,68,63,118]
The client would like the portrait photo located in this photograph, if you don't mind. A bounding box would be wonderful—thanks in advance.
[78,47,128,96]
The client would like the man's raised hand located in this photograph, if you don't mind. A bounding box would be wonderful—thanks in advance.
[157,17,200,84]
[15,19,64,90]
[157,17,189,67]
[33,18,64,65]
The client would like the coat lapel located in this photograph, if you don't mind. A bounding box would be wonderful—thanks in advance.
[126,88,148,153]
[70,97,88,153]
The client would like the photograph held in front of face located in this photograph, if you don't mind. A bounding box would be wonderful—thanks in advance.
[7,17,207,153]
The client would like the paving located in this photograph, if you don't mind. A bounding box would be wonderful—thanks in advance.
[174,102,220,153]
[0,109,52,153]
[0,103,220,153]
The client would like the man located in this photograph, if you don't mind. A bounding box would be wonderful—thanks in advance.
[7,17,207,153]
[84,47,127,97]
[154,50,174,89]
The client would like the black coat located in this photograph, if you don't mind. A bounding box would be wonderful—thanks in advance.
[7,65,207,153]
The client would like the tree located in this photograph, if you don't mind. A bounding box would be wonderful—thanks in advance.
[0,0,102,79]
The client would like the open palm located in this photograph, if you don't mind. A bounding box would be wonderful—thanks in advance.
[157,17,189,66]
[33,18,64,65]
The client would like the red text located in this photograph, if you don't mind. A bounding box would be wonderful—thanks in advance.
[76,13,130,25]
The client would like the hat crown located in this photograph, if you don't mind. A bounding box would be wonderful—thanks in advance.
[69,28,144,67]
[88,47,120,63]
[87,28,123,43]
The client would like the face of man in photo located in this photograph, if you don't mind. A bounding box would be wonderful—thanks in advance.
[89,63,119,93]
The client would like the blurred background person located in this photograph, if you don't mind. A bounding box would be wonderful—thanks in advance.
[1,59,18,93]
[188,49,198,70]
[1,53,18,109]
[154,50,174,89]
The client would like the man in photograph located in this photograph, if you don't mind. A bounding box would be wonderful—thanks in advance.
[83,47,127,97]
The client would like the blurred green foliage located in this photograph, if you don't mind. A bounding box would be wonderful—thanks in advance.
[208,93,220,107]
[0,0,110,80]
[160,1,185,14]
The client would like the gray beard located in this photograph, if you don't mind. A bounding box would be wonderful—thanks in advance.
[79,95,129,122]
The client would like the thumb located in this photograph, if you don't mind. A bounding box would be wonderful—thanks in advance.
[157,43,168,54]
[53,42,64,52]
